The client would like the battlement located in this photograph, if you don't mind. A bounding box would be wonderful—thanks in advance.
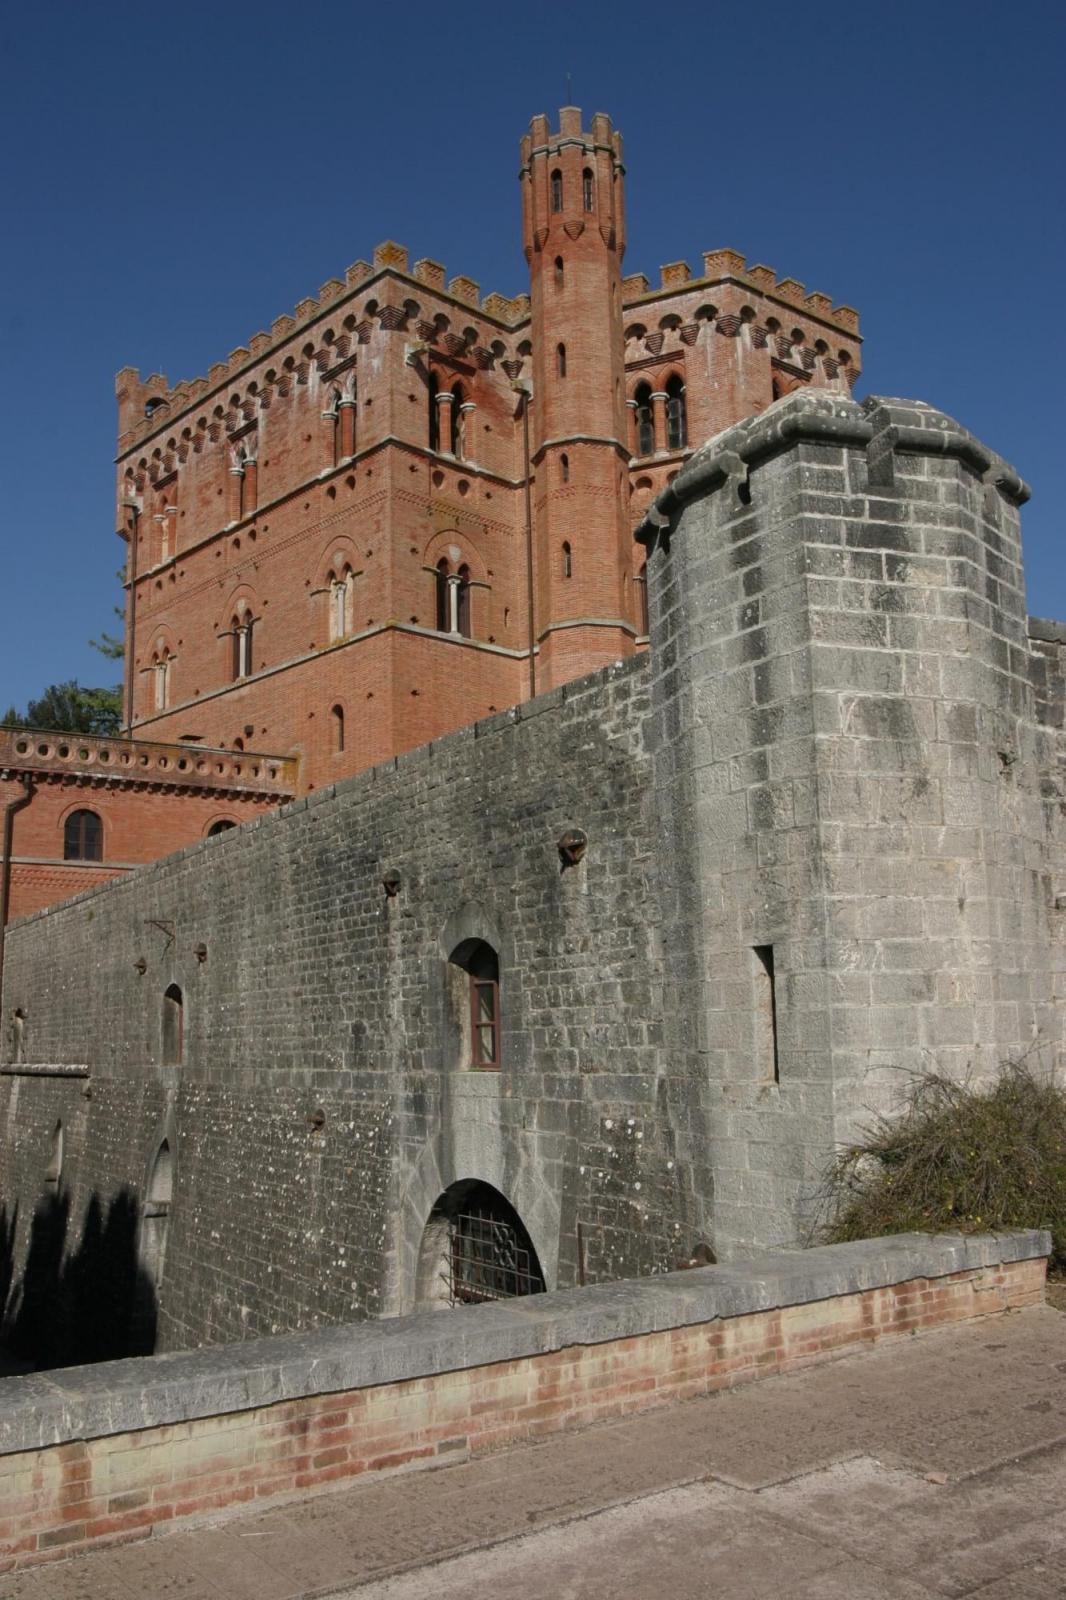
[0,727,297,802]
[521,105,623,163]
[622,247,859,336]
[116,240,533,449]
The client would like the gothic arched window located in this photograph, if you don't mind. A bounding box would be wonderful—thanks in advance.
[550,169,563,212]
[582,167,594,211]
[666,374,687,451]
[634,384,654,457]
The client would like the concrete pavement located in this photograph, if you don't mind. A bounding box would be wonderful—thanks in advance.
[2,1301,1064,1599]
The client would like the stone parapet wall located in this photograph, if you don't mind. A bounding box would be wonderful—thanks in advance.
[0,1231,1048,1571]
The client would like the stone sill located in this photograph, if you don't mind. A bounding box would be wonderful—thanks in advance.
[0,1229,1047,1457]
[0,1063,89,1078]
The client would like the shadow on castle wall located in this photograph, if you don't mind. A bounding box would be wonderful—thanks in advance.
[0,1189,157,1372]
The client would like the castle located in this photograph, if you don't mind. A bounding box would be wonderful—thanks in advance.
[2,106,860,923]
[1,109,1062,1366]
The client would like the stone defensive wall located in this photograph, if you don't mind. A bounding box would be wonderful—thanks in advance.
[2,391,1064,1362]
[0,1230,1048,1571]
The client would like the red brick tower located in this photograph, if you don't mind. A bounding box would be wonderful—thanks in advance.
[521,109,636,688]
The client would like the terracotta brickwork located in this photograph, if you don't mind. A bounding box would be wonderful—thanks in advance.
[114,107,860,786]
[0,1254,1044,1572]
[2,107,861,921]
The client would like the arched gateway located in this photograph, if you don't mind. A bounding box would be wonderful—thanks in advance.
[416,1180,546,1309]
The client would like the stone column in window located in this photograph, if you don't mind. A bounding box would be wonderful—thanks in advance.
[458,401,475,462]
[338,398,356,458]
[650,391,668,454]
[447,573,462,633]
[153,511,168,563]
[436,390,455,455]
[227,448,245,523]
[242,452,258,513]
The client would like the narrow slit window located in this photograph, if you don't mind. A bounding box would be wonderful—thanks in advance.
[582,167,594,211]
[331,704,345,752]
[554,255,564,288]
[560,452,569,483]
[557,343,566,378]
[562,541,572,579]
[428,371,439,451]
[753,946,779,1084]
[550,169,563,212]
[435,558,450,631]
[162,984,184,1066]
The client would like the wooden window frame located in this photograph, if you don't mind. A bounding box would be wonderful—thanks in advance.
[469,973,500,1070]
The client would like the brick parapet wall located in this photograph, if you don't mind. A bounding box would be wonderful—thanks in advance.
[0,1230,1048,1570]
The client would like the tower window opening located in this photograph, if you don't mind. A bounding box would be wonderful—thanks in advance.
[637,560,649,634]
[557,343,566,378]
[456,564,471,638]
[582,167,594,212]
[232,616,254,679]
[450,383,464,458]
[428,371,439,451]
[753,946,779,1084]
[331,703,345,752]
[554,255,564,288]
[634,383,654,457]
[153,651,171,711]
[64,809,103,863]
[162,984,184,1067]
[562,541,572,579]
[550,168,563,212]
[329,568,353,641]
[666,374,688,451]
[435,558,451,632]
[560,452,569,483]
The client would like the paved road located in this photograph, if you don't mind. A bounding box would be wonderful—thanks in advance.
[3,1304,1064,1599]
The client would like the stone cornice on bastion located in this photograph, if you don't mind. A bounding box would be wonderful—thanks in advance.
[636,390,1031,546]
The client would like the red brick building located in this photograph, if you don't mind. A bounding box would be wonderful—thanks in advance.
[2,106,860,925]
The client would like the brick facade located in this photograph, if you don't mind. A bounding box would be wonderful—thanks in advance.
[3,105,863,922]
[112,109,860,792]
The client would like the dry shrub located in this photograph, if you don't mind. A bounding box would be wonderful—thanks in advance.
[821,1062,1066,1272]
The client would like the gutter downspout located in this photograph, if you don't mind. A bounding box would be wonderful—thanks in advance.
[122,503,139,736]
[519,387,536,701]
[0,774,34,1016]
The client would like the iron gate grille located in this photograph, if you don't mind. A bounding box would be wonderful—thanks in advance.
[448,1208,545,1304]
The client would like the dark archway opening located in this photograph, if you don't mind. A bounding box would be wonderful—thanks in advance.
[417,1180,545,1309]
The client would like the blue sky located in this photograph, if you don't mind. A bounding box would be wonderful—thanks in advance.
[1,0,1062,710]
